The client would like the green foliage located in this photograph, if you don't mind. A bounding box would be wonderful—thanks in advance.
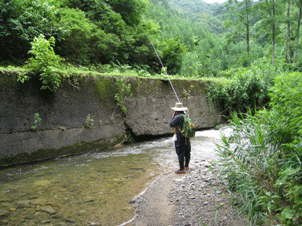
[115,78,132,113]
[0,0,64,62]
[216,72,302,225]
[31,112,42,131]
[207,60,274,116]
[56,7,98,65]
[84,114,94,128]
[265,72,302,224]
[216,112,282,224]
[160,37,186,75]
[109,0,148,26]
[267,72,302,143]
[23,34,63,92]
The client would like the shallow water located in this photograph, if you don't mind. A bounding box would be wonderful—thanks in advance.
[0,138,173,226]
[0,129,226,226]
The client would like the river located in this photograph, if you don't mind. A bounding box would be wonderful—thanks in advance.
[0,129,226,226]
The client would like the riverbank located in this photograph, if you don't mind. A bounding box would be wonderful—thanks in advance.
[125,127,247,226]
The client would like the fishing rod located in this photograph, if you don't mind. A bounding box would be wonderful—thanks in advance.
[149,38,181,103]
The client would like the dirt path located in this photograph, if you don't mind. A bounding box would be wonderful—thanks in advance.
[121,128,247,226]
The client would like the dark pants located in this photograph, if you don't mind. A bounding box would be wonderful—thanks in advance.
[175,139,191,170]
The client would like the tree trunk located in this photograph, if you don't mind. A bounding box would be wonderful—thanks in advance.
[246,0,250,53]
[294,0,302,63]
[286,0,291,63]
[272,0,275,67]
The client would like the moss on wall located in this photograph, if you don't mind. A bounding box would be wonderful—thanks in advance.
[95,76,117,103]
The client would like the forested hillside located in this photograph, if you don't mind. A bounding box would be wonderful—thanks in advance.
[2,0,302,76]
[0,0,155,68]
[1,1,302,225]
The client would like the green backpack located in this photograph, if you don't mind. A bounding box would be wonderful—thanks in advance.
[179,114,196,138]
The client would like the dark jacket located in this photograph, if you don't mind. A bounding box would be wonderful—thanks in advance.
[170,114,189,148]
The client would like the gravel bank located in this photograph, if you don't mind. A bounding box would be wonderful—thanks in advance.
[124,128,247,226]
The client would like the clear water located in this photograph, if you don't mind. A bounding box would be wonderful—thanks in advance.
[0,138,173,225]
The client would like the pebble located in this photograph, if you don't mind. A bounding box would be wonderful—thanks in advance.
[85,197,95,203]
[0,210,8,217]
[65,219,76,223]
[31,198,47,205]
[17,200,31,207]
[40,206,56,215]
[129,195,140,203]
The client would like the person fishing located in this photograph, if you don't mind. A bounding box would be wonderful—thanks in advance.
[170,102,191,174]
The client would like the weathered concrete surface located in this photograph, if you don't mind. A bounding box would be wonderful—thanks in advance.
[125,77,221,136]
[0,72,125,165]
[0,124,125,163]
[0,72,221,166]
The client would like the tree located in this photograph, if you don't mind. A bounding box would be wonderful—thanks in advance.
[109,0,148,26]
[254,0,283,66]
[225,0,256,54]
[0,0,61,63]
[272,0,276,66]
[286,0,291,63]
[294,0,302,63]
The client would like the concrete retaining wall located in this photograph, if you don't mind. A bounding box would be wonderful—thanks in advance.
[0,71,221,166]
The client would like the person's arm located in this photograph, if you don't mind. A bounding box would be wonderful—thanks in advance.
[170,115,183,128]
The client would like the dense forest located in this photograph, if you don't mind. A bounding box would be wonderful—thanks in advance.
[1,0,302,225]
[2,0,302,75]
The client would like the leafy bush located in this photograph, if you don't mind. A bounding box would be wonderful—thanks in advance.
[266,72,302,224]
[0,0,62,62]
[207,61,274,116]
[216,72,302,225]
[19,34,63,92]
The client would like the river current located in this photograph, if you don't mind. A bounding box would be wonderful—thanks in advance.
[0,136,176,225]
[0,129,225,226]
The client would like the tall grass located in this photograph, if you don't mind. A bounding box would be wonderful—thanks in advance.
[216,112,281,225]
[215,72,302,225]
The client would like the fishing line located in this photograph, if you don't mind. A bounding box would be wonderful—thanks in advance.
[149,38,181,103]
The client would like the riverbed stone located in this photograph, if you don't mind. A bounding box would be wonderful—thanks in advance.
[0,210,8,217]
[8,208,16,212]
[40,206,56,215]
[31,198,48,205]
[34,180,51,187]
[17,200,31,208]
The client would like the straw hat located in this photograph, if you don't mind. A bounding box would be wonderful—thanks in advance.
[171,102,188,111]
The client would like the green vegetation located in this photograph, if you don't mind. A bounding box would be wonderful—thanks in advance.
[1,0,302,224]
[31,112,42,131]
[84,114,95,128]
[115,78,133,114]
[19,34,63,92]
[207,59,275,116]
[216,72,302,225]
